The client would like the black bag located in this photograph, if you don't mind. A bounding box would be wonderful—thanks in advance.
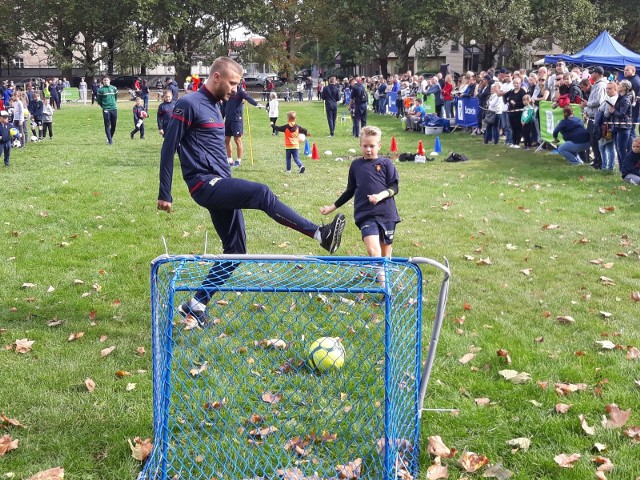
[398,153,416,162]
[484,110,497,125]
[444,152,469,162]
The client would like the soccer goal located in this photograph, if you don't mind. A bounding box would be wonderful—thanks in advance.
[140,254,450,480]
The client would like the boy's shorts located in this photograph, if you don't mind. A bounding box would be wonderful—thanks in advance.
[359,221,396,244]
[225,120,244,137]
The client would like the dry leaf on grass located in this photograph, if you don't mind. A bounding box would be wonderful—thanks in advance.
[593,456,614,473]
[427,435,456,458]
[257,338,288,349]
[335,458,362,479]
[556,315,575,325]
[602,404,631,428]
[554,383,588,396]
[475,398,491,406]
[26,467,65,480]
[459,353,475,364]
[84,378,96,393]
[14,338,34,353]
[596,340,617,350]
[459,451,490,473]
[579,414,595,436]
[498,370,531,384]
[0,414,25,428]
[128,437,152,462]
[483,460,513,479]
[626,347,640,360]
[100,345,116,357]
[554,453,580,468]
[496,349,511,364]
[555,403,572,414]
[261,392,282,404]
[623,426,640,442]
[506,437,531,451]
[426,456,449,479]
[0,434,19,456]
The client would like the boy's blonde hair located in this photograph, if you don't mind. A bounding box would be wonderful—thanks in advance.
[287,111,296,121]
[360,126,382,141]
[522,94,531,104]
[269,92,277,100]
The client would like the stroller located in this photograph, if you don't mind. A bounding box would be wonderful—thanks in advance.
[127,89,140,101]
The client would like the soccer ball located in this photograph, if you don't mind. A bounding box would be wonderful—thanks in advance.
[298,133,306,142]
[324,150,332,156]
[31,135,38,142]
[309,337,345,372]
[9,127,19,140]
[140,110,148,119]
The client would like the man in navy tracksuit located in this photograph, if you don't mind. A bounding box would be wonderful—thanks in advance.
[157,56,346,324]
[222,83,260,167]
[321,77,340,137]
[349,77,368,138]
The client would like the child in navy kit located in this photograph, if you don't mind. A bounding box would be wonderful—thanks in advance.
[156,90,175,137]
[0,110,12,166]
[272,111,307,173]
[320,126,400,281]
[131,97,146,139]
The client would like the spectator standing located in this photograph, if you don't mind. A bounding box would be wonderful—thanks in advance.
[595,82,618,171]
[377,78,388,114]
[28,92,44,140]
[503,77,527,148]
[140,80,150,111]
[296,81,304,102]
[582,66,608,169]
[41,98,54,139]
[484,83,503,145]
[498,71,514,145]
[623,65,640,142]
[610,79,635,164]
[91,79,99,105]
[12,92,26,148]
[166,77,179,100]
[520,94,535,150]
[79,77,88,106]
[96,76,118,145]
[441,74,454,119]
[306,77,313,101]
[321,77,340,137]
[0,110,12,166]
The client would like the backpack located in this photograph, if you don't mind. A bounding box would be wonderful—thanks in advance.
[444,152,469,162]
[359,86,368,104]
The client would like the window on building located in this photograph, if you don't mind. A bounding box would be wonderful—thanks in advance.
[450,43,459,52]
[12,57,24,68]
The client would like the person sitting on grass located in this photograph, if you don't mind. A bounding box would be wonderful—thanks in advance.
[320,126,400,284]
[621,137,640,185]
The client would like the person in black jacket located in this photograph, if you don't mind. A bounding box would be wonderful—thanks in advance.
[28,92,44,140]
[0,110,12,166]
[621,137,640,184]
[91,79,99,105]
[503,78,528,148]
[349,77,368,138]
[321,77,340,137]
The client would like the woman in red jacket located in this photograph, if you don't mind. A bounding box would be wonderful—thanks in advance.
[442,74,454,118]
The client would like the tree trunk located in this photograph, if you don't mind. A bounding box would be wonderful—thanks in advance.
[481,43,495,71]
[378,58,388,78]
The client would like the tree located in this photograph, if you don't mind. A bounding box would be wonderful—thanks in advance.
[0,5,25,76]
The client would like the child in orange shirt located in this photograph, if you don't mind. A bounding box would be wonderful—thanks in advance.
[271,111,308,174]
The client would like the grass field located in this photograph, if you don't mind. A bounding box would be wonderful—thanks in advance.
[1,97,639,479]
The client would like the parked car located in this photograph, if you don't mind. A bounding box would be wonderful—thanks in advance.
[109,75,139,89]
[243,73,280,89]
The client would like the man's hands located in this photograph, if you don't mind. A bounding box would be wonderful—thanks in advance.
[157,200,172,212]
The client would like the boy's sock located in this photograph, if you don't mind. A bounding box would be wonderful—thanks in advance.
[227,157,233,165]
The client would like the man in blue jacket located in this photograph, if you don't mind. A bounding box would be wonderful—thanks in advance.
[157,56,346,324]
[222,82,262,167]
[321,77,341,137]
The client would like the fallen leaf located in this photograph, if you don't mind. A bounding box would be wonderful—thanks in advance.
[506,437,531,451]
[602,404,631,428]
[189,362,208,377]
[600,311,612,319]
[555,403,572,414]
[459,353,475,365]
[426,456,449,479]
[579,414,595,436]
[555,383,588,396]
[84,378,96,392]
[427,435,456,458]
[596,340,617,350]
[21,283,37,288]
[25,467,65,480]
[128,437,152,462]
[496,349,512,364]
[257,338,288,349]
[632,291,640,302]
[556,315,575,325]
[498,369,531,384]
[0,414,25,428]
[476,257,492,266]
[100,346,116,357]
[335,458,362,479]
[14,338,34,353]
[626,346,640,360]
[542,224,560,230]
[136,346,146,356]
[520,268,532,276]
[554,453,580,468]
[599,276,615,286]
[68,332,84,342]
[0,434,19,456]
[593,443,607,452]
[483,460,513,479]
[475,398,491,406]
[459,451,490,473]
[261,392,282,404]
[126,383,136,391]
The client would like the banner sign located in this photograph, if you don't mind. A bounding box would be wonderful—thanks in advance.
[455,97,478,128]
[538,101,583,144]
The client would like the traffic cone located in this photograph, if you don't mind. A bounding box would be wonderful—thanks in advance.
[390,136,398,153]
[304,139,311,156]
[311,143,320,160]
[432,136,442,155]
[415,140,426,163]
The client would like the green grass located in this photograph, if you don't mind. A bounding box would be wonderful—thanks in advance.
[1,98,639,479]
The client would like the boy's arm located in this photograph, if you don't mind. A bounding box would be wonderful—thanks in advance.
[368,180,399,205]
[298,126,309,136]
[271,123,287,132]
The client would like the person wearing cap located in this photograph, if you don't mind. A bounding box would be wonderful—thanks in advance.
[0,110,11,166]
[582,66,608,169]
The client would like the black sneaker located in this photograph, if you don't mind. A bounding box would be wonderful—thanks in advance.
[177,301,207,326]
[319,214,346,253]
[299,166,305,174]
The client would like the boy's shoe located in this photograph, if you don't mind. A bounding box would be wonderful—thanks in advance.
[233,160,241,167]
[285,170,292,174]
[177,301,207,327]
[319,214,346,254]
[299,166,305,173]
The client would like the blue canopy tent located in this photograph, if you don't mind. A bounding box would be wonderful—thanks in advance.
[544,31,640,70]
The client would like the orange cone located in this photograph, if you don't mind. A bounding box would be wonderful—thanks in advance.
[311,143,320,160]
[417,140,425,156]
[390,136,398,153]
